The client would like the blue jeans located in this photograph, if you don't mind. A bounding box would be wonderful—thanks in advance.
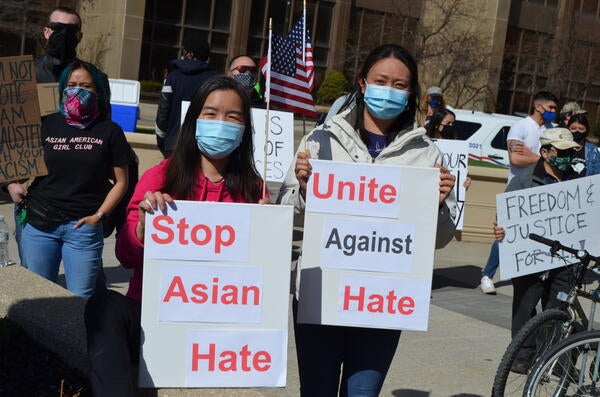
[293,299,401,397]
[482,240,499,278]
[21,221,104,299]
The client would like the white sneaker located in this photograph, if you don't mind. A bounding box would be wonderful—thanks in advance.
[480,276,496,294]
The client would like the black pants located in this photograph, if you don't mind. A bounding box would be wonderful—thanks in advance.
[85,288,141,397]
[511,266,571,337]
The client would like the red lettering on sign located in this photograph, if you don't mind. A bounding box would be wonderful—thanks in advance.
[162,276,260,306]
[312,172,397,203]
[150,216,236,253]
[342,285,415,315]
[191,343,272,372]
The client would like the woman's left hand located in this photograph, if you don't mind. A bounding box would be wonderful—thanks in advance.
[74,214,102,229]
[436,164,456,204]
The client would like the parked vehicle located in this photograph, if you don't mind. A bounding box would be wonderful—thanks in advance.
[452,109,523,169]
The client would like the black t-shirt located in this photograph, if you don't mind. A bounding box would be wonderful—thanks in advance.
[28,113,131,219]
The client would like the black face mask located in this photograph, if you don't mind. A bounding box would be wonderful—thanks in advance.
[46,23,79,62]
[571,132,585,143]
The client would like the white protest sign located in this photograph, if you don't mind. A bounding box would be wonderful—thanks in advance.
[180,100,190,126]
[251,108,294,183]
[496,174,600,280]
[139,201,293,388]
[306,159,402,219]
[298,161,439,331]
[434,139,469,230]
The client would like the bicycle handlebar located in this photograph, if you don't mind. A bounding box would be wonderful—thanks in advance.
[528,233,600,264]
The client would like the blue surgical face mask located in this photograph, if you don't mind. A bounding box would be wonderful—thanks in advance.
[540,107,556,123]
[363,83,410,120]
[195,119,245,159]
[428,98,441,108]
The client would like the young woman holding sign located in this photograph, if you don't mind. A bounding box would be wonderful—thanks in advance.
[278,44,456,397]
[7,60,130,299]
[85,76,268,397]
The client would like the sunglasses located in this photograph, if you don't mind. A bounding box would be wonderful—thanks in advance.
[231,65,257,74]
[46,22,80,32]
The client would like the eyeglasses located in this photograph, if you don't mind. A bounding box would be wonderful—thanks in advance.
[46,22,81,32]
[230,65,257,74]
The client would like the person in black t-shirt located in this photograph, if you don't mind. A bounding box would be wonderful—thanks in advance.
[7,60,130,299]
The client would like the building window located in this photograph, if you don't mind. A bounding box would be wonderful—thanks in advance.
[139,0,232,82]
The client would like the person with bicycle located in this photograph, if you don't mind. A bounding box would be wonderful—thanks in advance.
[494,128,583,374]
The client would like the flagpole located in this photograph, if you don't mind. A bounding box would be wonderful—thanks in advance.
[262,18,273,201]
[302,0,306,66]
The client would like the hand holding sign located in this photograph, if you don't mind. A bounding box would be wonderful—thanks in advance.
[436,165,456,204]
[295,149,311,199]
[136,190,175,242]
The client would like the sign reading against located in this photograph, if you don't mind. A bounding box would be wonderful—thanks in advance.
[185,329,286,387]
[139,201,293,388]
[434,139,469,229]
[298,161,439,331]
[251,108,294,183]
[0,55,47,183]
[306,160,402,219]
[496,175,600,279]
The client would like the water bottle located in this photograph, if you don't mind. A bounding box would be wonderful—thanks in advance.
[0,215,10,267]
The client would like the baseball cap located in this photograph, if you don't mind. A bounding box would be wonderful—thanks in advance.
[540,128,581,150]
[560,101,587,115]
[426,86,442,96]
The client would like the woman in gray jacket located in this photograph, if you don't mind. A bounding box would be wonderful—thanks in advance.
[278,44,457,397]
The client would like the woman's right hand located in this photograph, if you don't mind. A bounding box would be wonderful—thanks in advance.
[493,221,505,242]
[136,190,174,242]
[295,149,312,199]
[7,183,26,204]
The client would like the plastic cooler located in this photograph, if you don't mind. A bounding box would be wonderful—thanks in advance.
[109,78,140,132]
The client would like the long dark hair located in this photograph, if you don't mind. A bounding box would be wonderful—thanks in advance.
[58,60,110,121]
[340,44,420,144]
[425,107,456,139]
[567,114,590,136]
[164,76,262,202]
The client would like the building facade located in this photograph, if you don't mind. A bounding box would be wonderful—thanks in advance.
[1,0,599,128]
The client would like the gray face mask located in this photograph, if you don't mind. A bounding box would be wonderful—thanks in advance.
[233,70,257,89]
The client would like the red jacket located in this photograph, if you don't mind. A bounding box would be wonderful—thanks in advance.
[115,159,262,301]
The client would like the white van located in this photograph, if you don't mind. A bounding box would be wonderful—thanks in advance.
[452,109,523,169]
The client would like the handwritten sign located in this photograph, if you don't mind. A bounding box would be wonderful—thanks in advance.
[434,139,469,229]
[37,83,60,116]
[251,108,294,183]
[496,175,600,279]
[139,201,293,388]
[0,55,47,182]
[298,161,439,331]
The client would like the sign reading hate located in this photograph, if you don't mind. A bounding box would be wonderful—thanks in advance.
[299,160,439,331]
[251,108,294,183]
[139,201,293,388]
[434,139,469,230]
[0,55,47,183]
[496,174,600,280]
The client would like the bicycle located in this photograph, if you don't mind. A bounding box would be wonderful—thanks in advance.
[492,233,600,397]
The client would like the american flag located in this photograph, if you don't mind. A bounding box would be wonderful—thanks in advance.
[261,15,317,117]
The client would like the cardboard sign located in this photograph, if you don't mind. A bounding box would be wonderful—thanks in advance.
[0,55,47,182]
[434,139,469,229]
[139,201,293,388]
[251,108,294,183]
[37,83,60,116]
[298,161,439,331]
[496,175,600,279]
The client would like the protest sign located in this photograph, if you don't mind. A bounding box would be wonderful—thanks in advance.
[299,160,439,331]
[139,201,293,388]
[434,139,469,229]
[37,83,60,116]
[496,174,600,280]
[251,108,294,183]
[0,55,47,182]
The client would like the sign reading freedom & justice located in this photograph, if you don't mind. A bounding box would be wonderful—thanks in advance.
[298,160,439,331]
[139,201,293,388]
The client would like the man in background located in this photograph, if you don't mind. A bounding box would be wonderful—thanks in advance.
[227,55,262,106]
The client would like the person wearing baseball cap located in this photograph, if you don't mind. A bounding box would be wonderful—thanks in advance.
[558,101,587,127]
[419,85,446,126]
[492,127,582,373]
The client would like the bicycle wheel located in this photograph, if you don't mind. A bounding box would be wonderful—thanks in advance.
[524,330,600,396]
[493,309,574,397]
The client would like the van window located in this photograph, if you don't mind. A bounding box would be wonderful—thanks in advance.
[491,126,511,150]
[453,120,482,140]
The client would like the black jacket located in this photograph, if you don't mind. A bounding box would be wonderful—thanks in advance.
[155,59,217,156]
[35,53,76,83]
